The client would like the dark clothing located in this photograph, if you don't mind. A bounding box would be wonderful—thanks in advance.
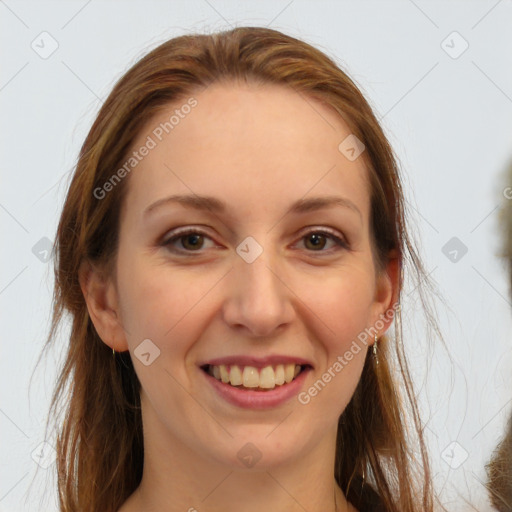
[346,479,387,512]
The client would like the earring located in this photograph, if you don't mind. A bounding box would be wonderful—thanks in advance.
[373,334,379,365]
[112,347,116,358]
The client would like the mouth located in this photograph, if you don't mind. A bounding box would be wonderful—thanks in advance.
[200,363,312,392]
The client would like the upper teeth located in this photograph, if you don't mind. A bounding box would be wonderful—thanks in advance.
[208,364,302,389]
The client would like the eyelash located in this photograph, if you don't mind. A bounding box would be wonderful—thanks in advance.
[161,226,349,255]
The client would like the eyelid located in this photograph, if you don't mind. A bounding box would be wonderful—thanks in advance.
[297,225,348,243]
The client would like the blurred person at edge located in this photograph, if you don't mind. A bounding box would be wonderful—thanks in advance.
[486,162,512,511]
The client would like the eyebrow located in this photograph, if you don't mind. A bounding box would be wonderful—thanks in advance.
[143,193,362,221]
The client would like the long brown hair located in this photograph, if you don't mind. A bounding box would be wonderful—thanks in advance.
[36,26,447,512]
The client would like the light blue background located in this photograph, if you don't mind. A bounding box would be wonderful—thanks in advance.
[1,1,511,510]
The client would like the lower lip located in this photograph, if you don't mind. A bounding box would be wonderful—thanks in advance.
[200,367,312,410]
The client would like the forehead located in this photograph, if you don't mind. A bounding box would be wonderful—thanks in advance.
[122,81,371,225]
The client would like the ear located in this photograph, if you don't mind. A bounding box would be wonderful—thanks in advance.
[369,251,400,339]
[78,259,129,352]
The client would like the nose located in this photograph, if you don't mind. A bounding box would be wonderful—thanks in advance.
[222,249,295,337]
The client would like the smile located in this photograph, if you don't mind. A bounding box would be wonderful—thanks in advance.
[201,363,310,391]
[200,363,313,409]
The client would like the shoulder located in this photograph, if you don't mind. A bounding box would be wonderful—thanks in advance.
[359,500,387,512]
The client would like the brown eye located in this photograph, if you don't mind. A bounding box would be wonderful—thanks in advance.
[298,229,349,253]
[180,233,204,251]
[304,233,328,250]
[162,228,216,254]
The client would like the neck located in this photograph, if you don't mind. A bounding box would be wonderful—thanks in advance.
[122,477,355,512]
[118,398,356,512]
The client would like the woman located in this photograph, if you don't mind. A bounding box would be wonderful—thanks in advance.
[40,26,446,511]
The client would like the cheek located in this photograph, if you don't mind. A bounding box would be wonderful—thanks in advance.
[115,257,216,406]
[295,265,375,350]
[116,254,221,349]
[300,272,372,412]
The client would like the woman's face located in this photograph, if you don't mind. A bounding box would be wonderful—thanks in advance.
[101,82,395,469]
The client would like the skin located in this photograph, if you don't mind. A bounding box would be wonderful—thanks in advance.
[80,81,399,512]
